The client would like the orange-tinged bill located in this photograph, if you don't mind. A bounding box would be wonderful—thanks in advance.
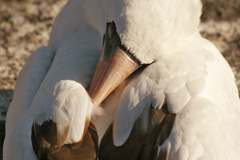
[88,47,140,106]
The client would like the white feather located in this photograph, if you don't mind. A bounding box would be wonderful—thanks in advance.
[3,47,54,160]
[3,113,37,160]
[112,36,240,159]
[34,80,93,144]
[3,48,54,160]
[4,47,54,134]
[4,0,240,159]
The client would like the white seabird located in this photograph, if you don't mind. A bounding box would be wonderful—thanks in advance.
[3,0,240,160]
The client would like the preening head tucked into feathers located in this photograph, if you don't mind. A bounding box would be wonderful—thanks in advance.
[4,0,240,160]
[51,0,202,64]
[114,0,203,63]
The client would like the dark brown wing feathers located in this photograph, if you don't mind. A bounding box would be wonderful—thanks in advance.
[99,104,175,160]
[32,121,97,160]
[32,103,175,160]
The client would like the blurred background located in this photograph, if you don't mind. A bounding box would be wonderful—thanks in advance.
[0,0,239,157]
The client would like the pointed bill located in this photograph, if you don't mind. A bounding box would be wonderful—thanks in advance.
[89,48,139,106]
[88,22,141,106]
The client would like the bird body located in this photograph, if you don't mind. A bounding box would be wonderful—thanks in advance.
[4,0,240,160]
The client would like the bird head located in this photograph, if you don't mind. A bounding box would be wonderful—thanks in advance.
[112,0,203,63]
[88,0,202,105]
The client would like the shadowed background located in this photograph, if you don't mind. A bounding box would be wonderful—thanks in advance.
[0,0,239,159]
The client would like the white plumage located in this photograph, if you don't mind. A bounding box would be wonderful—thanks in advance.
[4,0,240,159]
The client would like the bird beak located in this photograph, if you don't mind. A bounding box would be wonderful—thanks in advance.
[88,47,139,106]
[88,22,141,106]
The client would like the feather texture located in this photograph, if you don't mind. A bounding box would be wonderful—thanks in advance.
[109,37,240,159]
[3,47,55,160]
[4,0,240,159]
